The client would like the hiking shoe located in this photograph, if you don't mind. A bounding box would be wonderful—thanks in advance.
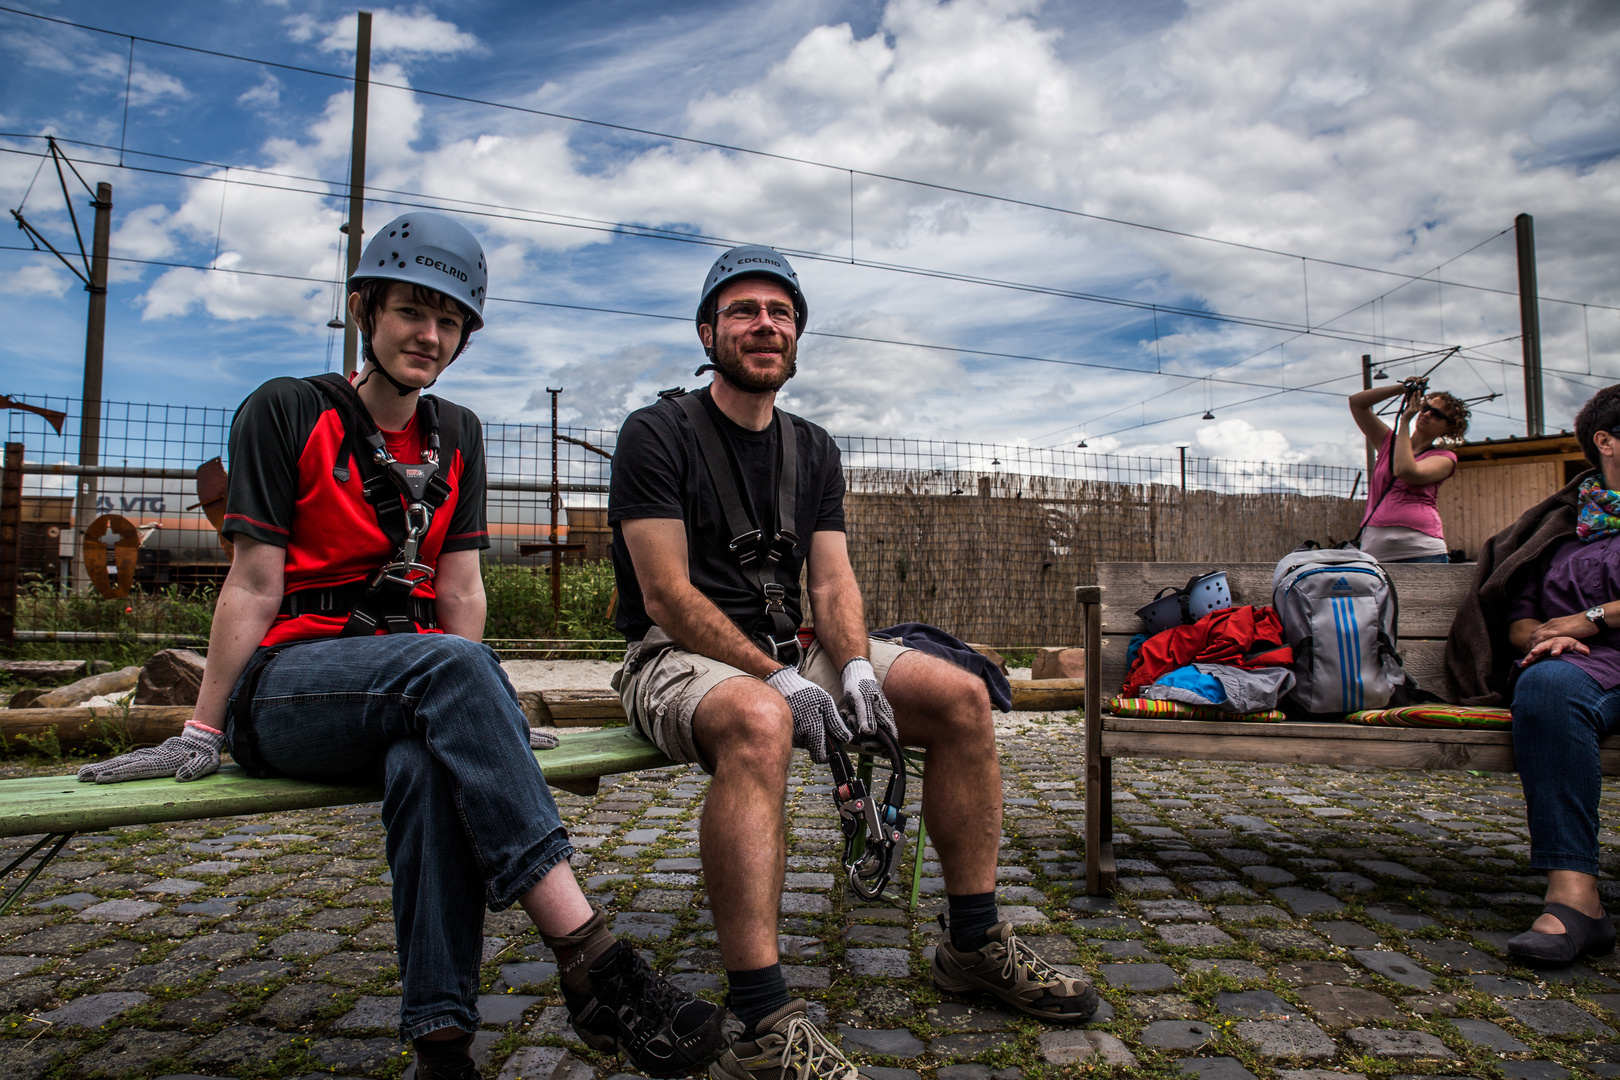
[411,1032,481,1080]
[932,919,1100,1023]
[709,1000,857,1080]
[564,940,741,1077]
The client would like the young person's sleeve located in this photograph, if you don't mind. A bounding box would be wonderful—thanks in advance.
[608,407,688,523]
[443,405,490,552]
[221,379,309,547]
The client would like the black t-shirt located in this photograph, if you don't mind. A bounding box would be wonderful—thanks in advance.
[222,376,489,645]
[608,386,845,641]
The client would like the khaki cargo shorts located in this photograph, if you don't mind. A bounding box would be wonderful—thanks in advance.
[611,627,912,773]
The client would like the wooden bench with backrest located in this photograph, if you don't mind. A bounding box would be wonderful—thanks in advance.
[1077,561,1620,897]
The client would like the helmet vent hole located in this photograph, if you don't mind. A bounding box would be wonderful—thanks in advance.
[398,261,407,268]
[389,230,397,237]
[376,259,384,266]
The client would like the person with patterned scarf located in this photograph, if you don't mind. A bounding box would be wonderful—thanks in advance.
[1487,384,1620,965]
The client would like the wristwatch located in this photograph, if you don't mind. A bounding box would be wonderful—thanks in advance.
[1586,605,1610,632]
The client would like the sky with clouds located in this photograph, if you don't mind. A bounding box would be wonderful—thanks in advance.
[1,0,1617,466]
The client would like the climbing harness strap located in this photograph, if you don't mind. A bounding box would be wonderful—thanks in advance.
[301,374,454,636]
[665,389,802,664]
[827,727,909,900]
[278,580,438,629]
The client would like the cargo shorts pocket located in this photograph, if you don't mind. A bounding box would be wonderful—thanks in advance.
[633,651,708,766]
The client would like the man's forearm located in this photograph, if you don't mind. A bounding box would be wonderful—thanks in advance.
[808,580,870,669]
[647,582,782,679]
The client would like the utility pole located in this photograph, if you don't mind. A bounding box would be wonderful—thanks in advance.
[548,387,563,631]
[341,10,373,377]
[1361,354,1376,477]
[1516,213,1545,437]
[73,181,112,590]
[1177,445,1188,492]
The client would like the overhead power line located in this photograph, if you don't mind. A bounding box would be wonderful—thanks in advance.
[7,140,1608,370]
[1,5,1614,311]
[3,240,1606,413]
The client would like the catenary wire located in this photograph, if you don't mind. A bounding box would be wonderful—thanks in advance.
[5,141,1554,357]
[1,6,1614,310]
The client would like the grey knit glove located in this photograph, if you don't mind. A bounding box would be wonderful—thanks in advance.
[529,728,560,750]
[765,666,850,764]
[840,657,898,743]
[77,723,224,784]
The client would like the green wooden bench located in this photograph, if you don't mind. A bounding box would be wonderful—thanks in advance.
[0,727,673,914]
[0,725,932,913]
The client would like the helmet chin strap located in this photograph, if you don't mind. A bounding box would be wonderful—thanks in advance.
[358,344,435,397]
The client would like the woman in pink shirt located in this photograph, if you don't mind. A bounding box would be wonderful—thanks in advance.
[1348,377,1471,563]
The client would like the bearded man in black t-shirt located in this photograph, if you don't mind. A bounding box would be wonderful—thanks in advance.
[80,212,735,1080]
[609,246,1098,1080]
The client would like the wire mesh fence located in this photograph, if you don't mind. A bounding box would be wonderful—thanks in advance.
[4,393,1365,649]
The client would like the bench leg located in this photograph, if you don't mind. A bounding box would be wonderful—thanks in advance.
[0,833,73,916]
[1081,592,1117,896]
[909,813,928,912]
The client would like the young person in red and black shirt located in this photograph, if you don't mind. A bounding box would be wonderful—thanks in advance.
[81,212,737,1080]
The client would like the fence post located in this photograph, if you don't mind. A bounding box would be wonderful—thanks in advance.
[0,442,21,644]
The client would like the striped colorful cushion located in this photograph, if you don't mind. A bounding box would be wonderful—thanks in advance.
[1344,706,1513,730]
[1109,697,1285,722]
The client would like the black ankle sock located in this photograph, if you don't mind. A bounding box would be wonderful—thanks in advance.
[412,1029,473,1066]
[725,963,791,1031]
[947,891,999,952]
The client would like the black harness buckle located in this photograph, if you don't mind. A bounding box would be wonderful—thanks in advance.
[827,727,909,900]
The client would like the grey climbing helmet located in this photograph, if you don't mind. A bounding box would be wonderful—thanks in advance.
[349,211,488,332]
[695,245,807,338]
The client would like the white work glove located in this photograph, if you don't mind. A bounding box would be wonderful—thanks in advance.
[765,666,849,764]
[77,722,224,784]
[840,658,899,744]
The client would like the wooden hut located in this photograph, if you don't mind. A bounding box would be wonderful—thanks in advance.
[1435,432,1586,560]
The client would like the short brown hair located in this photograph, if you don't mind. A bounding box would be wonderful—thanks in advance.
[1576,384,1620,470]
[352,279,477,360]
[1428,391,1470,445]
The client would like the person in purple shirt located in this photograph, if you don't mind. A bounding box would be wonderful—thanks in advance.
[1505,384,1620,964]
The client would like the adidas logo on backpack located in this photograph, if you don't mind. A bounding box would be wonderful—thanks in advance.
[1272,545,1408,715]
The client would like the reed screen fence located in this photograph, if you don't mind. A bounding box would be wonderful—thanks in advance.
[4,394,1365,648]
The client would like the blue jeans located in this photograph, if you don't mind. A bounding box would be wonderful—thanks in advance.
[1512,658,1620,875]
[1389,553,1451,564]
[225,633,572,1040]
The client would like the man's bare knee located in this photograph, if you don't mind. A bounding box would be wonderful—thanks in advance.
[696,680,794,776]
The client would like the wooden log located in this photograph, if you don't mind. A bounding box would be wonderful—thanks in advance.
[1008,678,1085,711]
[1,705,190,751]
[526,689,628,727]
[0,660,90,678]
[30,666,141,709]
[518,682,1088,723]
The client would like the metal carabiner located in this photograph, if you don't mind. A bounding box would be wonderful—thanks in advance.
[827,727,908,900]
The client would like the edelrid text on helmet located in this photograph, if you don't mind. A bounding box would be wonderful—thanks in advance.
[349,212,489,332]
[695,245,808,341]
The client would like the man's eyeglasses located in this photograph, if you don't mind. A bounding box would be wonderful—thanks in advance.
[1419,403,1456,425]
[718,301,797,329]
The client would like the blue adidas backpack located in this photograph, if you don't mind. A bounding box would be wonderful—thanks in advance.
[1272,545,1406,714]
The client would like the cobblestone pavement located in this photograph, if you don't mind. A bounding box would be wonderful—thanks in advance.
[4,711,1620,1079]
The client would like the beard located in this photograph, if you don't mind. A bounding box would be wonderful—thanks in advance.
[711,328,798,393]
